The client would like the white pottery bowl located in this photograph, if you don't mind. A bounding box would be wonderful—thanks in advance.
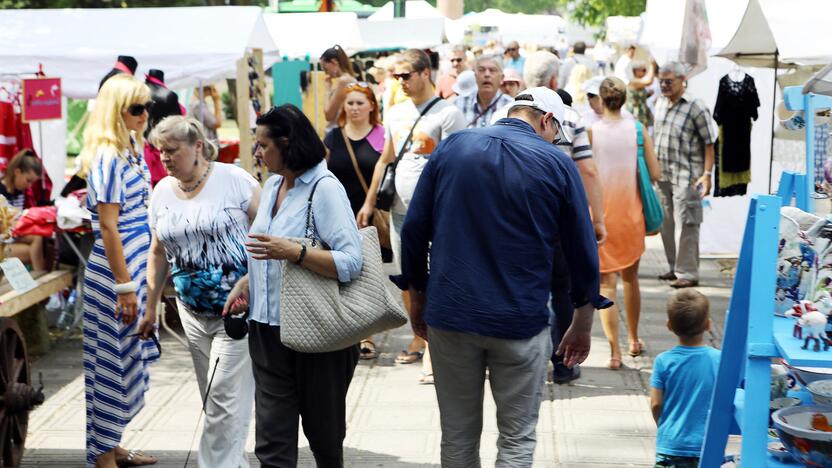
[809,380,832,406]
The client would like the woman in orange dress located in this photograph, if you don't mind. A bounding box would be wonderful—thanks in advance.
[588,77,660,369]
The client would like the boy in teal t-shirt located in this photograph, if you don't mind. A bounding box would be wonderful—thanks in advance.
[650,289,721,468]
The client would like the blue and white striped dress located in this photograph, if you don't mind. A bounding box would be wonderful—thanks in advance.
[83,146,159,467]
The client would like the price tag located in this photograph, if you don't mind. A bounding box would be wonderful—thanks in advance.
[0,258,37,293]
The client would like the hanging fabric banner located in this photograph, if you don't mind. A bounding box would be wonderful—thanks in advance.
[22,77,62,122]
[679,0,711,78]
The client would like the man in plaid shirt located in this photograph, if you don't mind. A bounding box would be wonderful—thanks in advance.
[455,55,513,128]
[653,61,716,289]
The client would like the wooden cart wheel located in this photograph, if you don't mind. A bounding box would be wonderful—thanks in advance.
[0,318,43,468]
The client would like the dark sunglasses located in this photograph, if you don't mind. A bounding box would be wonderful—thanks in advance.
[393,72,413,81]
[450,58,464,63]
[127,101,153,116]
[505,47,518,52]
[659,78,679,86]
[128,332,162,359]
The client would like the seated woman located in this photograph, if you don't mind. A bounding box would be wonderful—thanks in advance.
[0,149,45,270]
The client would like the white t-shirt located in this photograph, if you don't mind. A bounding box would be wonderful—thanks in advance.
[384,98,465,214]
[149,163,258,317]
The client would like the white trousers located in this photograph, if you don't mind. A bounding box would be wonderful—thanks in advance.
[179,304,254,468]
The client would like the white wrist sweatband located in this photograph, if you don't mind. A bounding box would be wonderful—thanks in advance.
[114,281,138,295]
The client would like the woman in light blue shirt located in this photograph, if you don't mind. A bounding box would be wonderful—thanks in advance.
[224,104,363,468]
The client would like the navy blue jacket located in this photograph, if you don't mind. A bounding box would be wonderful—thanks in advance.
[400,118,602,339]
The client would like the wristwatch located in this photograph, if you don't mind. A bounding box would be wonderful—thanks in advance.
[294,244,307,265]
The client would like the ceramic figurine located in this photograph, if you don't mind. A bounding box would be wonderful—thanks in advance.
[786,301,816,339]
[798,310,830,352]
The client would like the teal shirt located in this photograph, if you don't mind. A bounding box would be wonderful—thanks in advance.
[651,345,721,457]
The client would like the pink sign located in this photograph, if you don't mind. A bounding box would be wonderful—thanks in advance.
[22,78,62,122]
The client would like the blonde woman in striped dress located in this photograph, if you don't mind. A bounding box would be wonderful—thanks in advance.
[80,74,159,468]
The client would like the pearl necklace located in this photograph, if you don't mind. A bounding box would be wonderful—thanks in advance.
[178,162,213,193]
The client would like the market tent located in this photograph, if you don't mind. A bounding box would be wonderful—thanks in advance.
[368,0,444,20]
[605,16,642,45]
[717,0,832,67]
[265,12,363,59]
[0,6,277,99]
[446,9,565,46]
[358,17,446,50]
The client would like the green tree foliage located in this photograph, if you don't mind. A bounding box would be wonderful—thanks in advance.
[560,0,647,27]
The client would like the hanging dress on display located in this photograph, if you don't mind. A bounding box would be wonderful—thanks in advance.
[713,73,760,197]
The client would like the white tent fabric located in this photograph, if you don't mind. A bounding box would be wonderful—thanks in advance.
[358,17,446,51]
[265,12,362,59]
[0,7,277,99]
[446,10,565,46]
[717,0,832,67]
[368,0,444,20]
[605,16,643,45]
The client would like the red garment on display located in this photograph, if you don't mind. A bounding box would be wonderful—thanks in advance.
[11,205,56,238]
[144,142,168,187]
[0,84,51,206]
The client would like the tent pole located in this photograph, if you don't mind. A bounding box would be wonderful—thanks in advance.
[768,50,778,194]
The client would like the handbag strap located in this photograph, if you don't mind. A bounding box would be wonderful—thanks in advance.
[635,120,644,162]
[340,127,370,193]
[393,97,442,167]
[304,175,337,246]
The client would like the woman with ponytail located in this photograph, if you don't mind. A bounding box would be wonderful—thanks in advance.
[144,116,260,468]
[321,44,359,129]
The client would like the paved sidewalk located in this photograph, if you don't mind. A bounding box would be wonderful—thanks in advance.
[21,237,736,467]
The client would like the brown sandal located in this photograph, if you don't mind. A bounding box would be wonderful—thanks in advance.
[628,339,645,357]
[395,350,423,364]
[116,450,157,467]
[359,340,378,360]
[607,358,622,370]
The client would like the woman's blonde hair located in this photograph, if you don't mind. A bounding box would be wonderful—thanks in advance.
[149,116,218,161]
[78,74,151,177]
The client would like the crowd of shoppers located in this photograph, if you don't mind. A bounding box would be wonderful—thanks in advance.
[74,40,720,467]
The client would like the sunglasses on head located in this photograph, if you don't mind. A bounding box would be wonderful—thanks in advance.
[127,101,153,116]
[347,81,371,89]
[393,72,413,81]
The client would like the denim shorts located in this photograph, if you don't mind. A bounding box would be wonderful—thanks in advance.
[654,453,699,468]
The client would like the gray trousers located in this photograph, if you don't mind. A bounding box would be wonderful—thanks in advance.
[657,181,702,281]
[428,326,552,468]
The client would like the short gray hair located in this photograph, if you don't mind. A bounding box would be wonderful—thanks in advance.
[475,55,503,73]
[150,116,218,161]
[659,61,687,78]
[451,44,467,55]
[523,51,559,88]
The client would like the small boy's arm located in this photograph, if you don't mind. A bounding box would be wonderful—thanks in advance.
[649,388,663,425]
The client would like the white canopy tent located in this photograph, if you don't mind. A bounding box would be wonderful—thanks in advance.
[605,16,643,45]
[717,0,832,67]
[446,10,565,47]
[358,17,446,51]
[0,6,277,99]
[265,12,363,59]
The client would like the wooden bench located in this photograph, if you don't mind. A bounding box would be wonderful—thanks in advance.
[0,269,74,318]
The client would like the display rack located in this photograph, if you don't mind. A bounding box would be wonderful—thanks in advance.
[701,194,832,466]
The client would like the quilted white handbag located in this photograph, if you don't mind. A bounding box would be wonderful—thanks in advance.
[279,177,407,353]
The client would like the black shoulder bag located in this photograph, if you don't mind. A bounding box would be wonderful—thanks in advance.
[376,97,442,211]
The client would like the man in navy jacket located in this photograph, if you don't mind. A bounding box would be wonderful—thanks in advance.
[401,87,605,467]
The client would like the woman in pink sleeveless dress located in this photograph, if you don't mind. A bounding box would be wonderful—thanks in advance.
[589,77,661,369]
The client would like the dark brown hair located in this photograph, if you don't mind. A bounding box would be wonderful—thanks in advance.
[599,77,627,112]
[320,45,357,78]
[667,289,710,338]
[256,104,326,173]
[4,149,42,187]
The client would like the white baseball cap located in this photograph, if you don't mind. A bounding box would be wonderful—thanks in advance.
[583,75,606,96]
[452,70,477,97]
[507,86,568,133]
